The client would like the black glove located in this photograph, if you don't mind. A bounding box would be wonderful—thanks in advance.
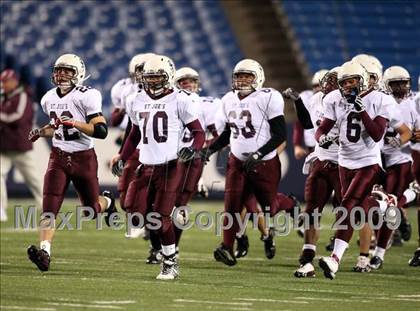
[178,147,196,162]
[198,147,214,163]
[112,159,125,177]
[243,151,263,173]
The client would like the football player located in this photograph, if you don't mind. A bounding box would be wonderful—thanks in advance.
[286,67,343,277]
[315,61,396,279]
[199,59,287,266]
[112,55,205,280]
[27,54,117,272]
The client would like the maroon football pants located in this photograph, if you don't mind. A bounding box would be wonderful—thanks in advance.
[336,164,381,243]
[42,147,101,217]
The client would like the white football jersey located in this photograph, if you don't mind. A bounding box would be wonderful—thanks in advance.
[411,92,420,151]
[382,97,417,167]
[323,89,393,169]
[111,78,132,109]
[219,88,284,161]
[179,93,205,149]
[300,89,316,147]
[41,86,102,153]
[126,89,199,165]
[201,96,222,133]
[307,91,339,163]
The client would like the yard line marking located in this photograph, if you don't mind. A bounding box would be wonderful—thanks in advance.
[294,297,371,303]
[46,303,123,309]
[233,298,308,304]
[229,307,254,311]
[92,300,136,304]
[1,306,56,311]
[396,295,420,298]
[173,299,252,306]
[376,297,420,302]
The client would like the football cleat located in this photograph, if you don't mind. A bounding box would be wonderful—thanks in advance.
[125,227,146,239]
[398,217,412,241]
[391,229,403,247]
[325,236,335,252]
[156,256,179,280]
[102,190,118,227]
[261,228,276,259]
[146,248,163,264]
[214,244,237,266]
[235,234,249,258]
[408,248,420,267]
[353,256,371,273]
[318,256,339,280]
[369,256,383,270]
[371,185,399,226]
[27,245,50,272]
[294,262,316,278]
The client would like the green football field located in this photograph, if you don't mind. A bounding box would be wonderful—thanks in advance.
[1,199,419,311]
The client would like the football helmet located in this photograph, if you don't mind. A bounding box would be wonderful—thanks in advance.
[232,59,265,94]
[52,54,86,88]
[311,69,329,86]
[352,54,383,88]
[321,66,340,94]
[128,53,155,83]
[174,67,201,93]
[382,66,411,99]
[142,54,176,96]
[338,61,370,96]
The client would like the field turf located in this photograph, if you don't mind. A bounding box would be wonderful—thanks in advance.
[1,199,419,311]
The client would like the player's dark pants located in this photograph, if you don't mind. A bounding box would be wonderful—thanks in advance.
[412,150,420,243]
[304,159,342,224]
[223,154,282,250]
[118,150,140,211]
[174,158,204,246]
[43,147,101,217]
[385,161,412,208]
[125,159,182,247]
[336,164,381,243]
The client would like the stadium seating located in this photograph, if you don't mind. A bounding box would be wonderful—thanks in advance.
[1,0,243,109]
[281,0,420,85]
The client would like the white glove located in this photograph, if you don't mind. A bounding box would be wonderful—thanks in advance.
[385,136,401,148]
[318,134,339,149]
[282,88,300,101]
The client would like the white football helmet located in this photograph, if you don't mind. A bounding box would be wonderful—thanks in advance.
[311,69,329,86]
[174,67,201,93]
[352,54,383,88]
[142,54,176,96]
[232,59,265,94]
[321,66,340,94]
[338,61,370,95]
[52,53,87,87]
[382,66,411,99]
[128,52,155,83]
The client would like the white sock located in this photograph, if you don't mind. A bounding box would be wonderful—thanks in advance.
[103,196,112,208]
[376,200,388,214]
[40,240,51,256]
[403,189,416,204]
[332,238,349,262]
[374,246,386,260]
[302,244,316,251]
[162,244,176,257]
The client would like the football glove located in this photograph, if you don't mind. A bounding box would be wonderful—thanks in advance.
[28,129,41,142]
[135,164,144,177]
[178,147,196,162]
[198,147,214,163]
[318,134,339,149]
[243,151,263,173]
[57,115,76,128]
[385,136,401,148]
[112,159,125,177]
[353,96,365,112]
[282,88,300,101]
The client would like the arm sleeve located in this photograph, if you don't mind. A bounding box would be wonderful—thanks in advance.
[360,112,388,142]
[294,98,313,129]
[208,124,231,153]
[110,108,126,127]
[257,115,287,157]
[186,119,205,151]
[120,124,141,161]
[315,118,336,141]
[293,121,304,146]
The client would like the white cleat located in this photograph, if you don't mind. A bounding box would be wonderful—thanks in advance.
[319,256,339,280]
[124,227,146,239]
[0,208,8,222]
[353,256,371,272]
[156,257,179,280]
[409,181,420,194]
[294,262,316,278]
